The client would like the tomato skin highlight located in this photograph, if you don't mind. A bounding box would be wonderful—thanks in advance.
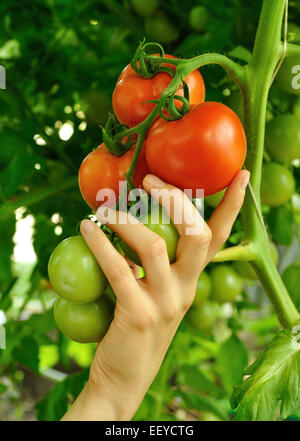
[145,102,247,197]
[48,236,108,303]
[78,143,149,210]
[112,55,205,127]
[54,295,114,343]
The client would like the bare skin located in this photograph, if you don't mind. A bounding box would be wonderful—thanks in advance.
[62,170,250,421]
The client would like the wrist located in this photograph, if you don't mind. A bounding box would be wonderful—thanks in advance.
[62,376,142,421]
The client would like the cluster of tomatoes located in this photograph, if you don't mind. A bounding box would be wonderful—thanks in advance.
[48,47,248,343]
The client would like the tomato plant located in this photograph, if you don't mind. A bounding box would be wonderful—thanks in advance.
[48,236,108,303]
[78,143,149,210]
[233,242,279,280]
[210,265,243,303]
[193,271,212,306]
[261,162,295,206]
[54,295,114,343]
[265,114,300,164]
[112,55,205,128]
[3,0,300,424]
[145,102,247,197]
[187,300,220,331]
[232,242,279,280]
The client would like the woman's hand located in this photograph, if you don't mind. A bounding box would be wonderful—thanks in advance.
[62,170,250,421]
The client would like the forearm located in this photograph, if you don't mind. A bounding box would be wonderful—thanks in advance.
[61,380,138,421]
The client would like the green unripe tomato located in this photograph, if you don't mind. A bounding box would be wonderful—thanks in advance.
[205,189,226,208]
[120,208,179,266]
[54,295,114,343]
[131,0,159,17]
[48,236,107,303]
[276,56,300,95]
[261,162,295,207]
[232,260,257,280]
[193,272,212,306]
[210,265,243,303]
[145,16,180,44]
[265,114,300,164]
[189,6,211,33]
[187,301,219,330]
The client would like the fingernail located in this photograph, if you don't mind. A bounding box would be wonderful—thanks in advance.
[241,171,250,190]
[143,174,164,188]
[96,206,113,223]
[80,219,95,234]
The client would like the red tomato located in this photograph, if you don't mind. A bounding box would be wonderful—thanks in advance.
[112,55,205,127]
[145,102,247,196]
[78,143,149,210]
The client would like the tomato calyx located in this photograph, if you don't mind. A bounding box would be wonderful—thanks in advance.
[157,81,190,121]
[102,114,136,157]
[131,40,175,79]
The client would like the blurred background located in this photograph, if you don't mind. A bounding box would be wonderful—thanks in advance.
[0,0,299,421]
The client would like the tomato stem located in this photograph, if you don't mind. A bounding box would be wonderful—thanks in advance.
[212,244,256,263]
[241,0,300,328]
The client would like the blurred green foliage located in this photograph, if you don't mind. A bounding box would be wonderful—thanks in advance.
[0,0,299,421]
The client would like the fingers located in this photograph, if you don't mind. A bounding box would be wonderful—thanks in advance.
[142,174,211,279]
[96,207,172,294]
[206,170,250,262]
[80,220,138,306]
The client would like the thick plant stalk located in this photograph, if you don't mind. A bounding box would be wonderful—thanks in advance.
[241,0,300,328]
[116,0,300,328]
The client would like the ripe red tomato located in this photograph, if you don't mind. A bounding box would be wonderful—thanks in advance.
[145,102,247,196]
[78,143,149,210]
[112,55,205,127]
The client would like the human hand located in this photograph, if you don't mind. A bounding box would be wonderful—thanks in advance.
[62,170,250,421]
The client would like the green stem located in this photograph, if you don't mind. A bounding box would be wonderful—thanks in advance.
[0,177,77,221]
[212,244,256,263]
[241,0,299,327]
[286,43,300,56]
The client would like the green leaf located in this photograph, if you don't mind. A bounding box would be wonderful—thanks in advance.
[178,365,222,398]
[178,391,228,421]
[0,383,7,395]
[35,369,89,421]
[13,336,40,373]
[216,334,248,394]
[231,329,300,420]
[0,150,37,199]
[282,264,300,312]
[267,206,294,245]
[0,217,15,286]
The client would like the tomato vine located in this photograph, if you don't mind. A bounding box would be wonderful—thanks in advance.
[109,0,300,329]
